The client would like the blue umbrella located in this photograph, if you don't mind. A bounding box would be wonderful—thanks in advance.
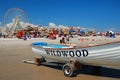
[80,30,85,35]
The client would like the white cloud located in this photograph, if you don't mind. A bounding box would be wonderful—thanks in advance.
[107,28,116,31]
[48,22,68,29]
[106,27,120,33]
[5,20,96,32]
[80,27,96,31]
[58,25,68,29]
[48,22,96,31]
[49,22,57,28]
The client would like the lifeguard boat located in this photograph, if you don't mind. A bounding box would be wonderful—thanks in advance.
[31,42,120,77]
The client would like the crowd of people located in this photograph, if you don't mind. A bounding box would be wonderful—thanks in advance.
[0,27,116,42]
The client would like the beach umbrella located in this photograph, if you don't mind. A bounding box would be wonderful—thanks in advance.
[80,30,85,35]
[69,30,75,33]
[69,29,76,35]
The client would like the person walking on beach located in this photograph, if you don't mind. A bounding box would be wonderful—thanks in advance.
[22,30,27,40]
[66,34,70,43]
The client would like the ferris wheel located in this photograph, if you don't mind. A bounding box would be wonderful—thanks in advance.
[4,8,28,35]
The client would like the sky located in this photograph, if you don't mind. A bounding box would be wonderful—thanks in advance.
[0,0,120,32]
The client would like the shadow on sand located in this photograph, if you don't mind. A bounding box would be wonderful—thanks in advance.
[41,62,120,78]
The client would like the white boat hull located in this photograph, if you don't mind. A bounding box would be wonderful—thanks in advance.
[31,42,120,69]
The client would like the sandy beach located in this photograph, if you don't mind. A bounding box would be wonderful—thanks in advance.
[0,37,120,80]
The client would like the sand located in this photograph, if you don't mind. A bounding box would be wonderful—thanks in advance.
[0,37,120,80]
